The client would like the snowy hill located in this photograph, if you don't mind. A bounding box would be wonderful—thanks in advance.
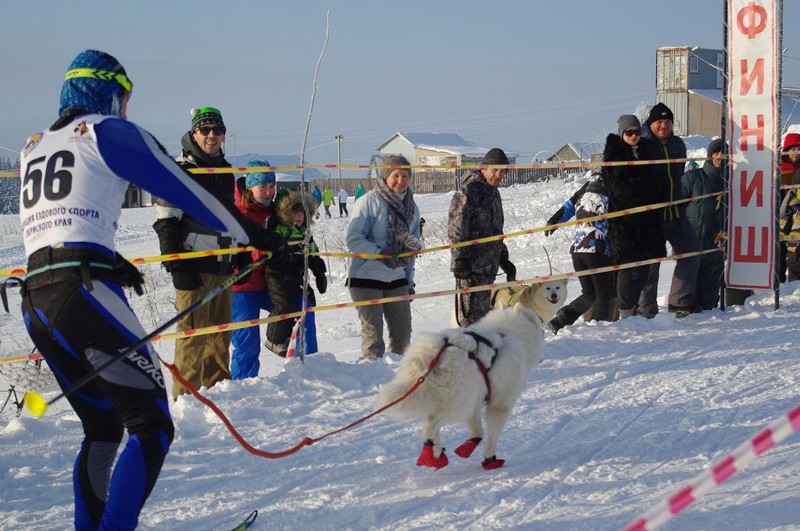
[1,176,799,530]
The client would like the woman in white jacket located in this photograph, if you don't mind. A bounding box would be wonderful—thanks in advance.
[346,155,420,359]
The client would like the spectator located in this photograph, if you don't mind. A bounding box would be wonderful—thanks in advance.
[264,190,327,357]
[545,172,614,333]
[682,139,727,310]
[322,185,334,218]
[779,132,800,282]
[153,106,239,398]
[230,160,277,379]
[638,103,702,318]
[311,184,322,219]
[338,187,349,217]
[780,165,800,282]
[448,148,516,326]
[602,115,667,319]
[354,182,366,202]
[346,155,420,359]
[19,49,282,530]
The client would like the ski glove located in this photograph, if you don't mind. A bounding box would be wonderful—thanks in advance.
[452,258,472,280]
[249,229,288,263]
[308,256,328,294]
[401,233,422,252]
[545,207,565,236]
[499,259,516,282]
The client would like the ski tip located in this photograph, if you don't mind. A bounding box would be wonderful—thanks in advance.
[229,509,258,531]
[24,391,48,418]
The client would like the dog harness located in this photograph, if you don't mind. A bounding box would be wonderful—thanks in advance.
[464,331,500,402]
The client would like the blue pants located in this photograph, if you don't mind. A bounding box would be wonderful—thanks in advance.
[23,280,173,531]
[230,291,272,380]
[295,291,318,355]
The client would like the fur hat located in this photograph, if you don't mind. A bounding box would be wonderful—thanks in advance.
[380,155,411,180]
[60,50,131,117]
[482,148,509,166]
[783,132,800,151]
[276,190,317,226]
[244,159,276,188]
[617,115,641,136]
[707,138,727,157]
[190,107,226,132]
[648,102,674,123]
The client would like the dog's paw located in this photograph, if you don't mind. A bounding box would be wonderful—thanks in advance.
[454,437,482,458]
[481,456,505,470]
[417,444,449,469]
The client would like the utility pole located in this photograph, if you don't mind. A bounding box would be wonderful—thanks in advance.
[335,134,343,182]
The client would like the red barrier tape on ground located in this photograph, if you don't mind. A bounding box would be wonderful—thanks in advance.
[623,405,800,531]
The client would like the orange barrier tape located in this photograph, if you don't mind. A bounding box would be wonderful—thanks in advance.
[150,248,721,343]
[0,192,724,276]
[183,157,714,173]
[0,351,42,366]
[0,247,724,365]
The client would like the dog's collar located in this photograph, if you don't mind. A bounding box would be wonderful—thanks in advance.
[507,288,524,307]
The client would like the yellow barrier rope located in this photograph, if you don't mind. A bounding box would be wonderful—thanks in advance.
[148,248,720,343]
[0,155,719,178]
[0,191,726,276]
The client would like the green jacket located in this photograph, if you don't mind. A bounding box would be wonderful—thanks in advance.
[322,188,334,206]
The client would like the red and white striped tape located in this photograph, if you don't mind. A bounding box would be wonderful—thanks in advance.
[624,405,800,530]
[283,318,303,360]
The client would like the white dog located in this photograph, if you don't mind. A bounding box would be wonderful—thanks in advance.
[490,279,567,322]
[378,278,567,470]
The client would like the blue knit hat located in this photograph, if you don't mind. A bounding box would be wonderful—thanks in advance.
[245,159,276,188]
[59,50,132,117]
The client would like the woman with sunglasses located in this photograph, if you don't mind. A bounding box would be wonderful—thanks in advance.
[153,106,240,399]
[602,114,668,319]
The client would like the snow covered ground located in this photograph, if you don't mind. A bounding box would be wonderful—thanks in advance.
[1,175,799,530]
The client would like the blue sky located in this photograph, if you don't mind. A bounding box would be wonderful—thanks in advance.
[2,1,799,175]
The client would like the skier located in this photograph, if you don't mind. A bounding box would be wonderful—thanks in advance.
[17,50,284,531]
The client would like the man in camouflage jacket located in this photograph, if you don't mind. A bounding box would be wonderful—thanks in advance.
[448,148,516,326]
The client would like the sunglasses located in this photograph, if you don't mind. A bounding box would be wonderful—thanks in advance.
[623,129,641,137]
[197,126,226,136]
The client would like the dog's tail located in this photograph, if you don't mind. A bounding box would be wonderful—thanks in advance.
[376,333,447,419]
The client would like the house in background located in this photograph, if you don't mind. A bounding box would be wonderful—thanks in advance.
[373,132,525,192]
[547,141,606,164]
[374,132,517,172]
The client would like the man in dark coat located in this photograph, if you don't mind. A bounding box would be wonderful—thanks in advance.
[152,107,238,399]
[638,103,702,318]
[448,148,516,326]
[682,139,727,310]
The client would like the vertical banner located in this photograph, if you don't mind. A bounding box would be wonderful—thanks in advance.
[726,0,780,289]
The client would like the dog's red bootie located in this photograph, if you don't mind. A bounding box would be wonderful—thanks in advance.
[455,437,482,458]
[417,441,449,469]
[481,456,505,470]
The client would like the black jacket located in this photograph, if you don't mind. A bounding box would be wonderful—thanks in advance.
[153,132,236,275]
[602,133,667,264]
[640,121,688,221]
[682,161,725,250]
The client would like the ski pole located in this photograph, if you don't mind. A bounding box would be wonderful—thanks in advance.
[24,254,270,417]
